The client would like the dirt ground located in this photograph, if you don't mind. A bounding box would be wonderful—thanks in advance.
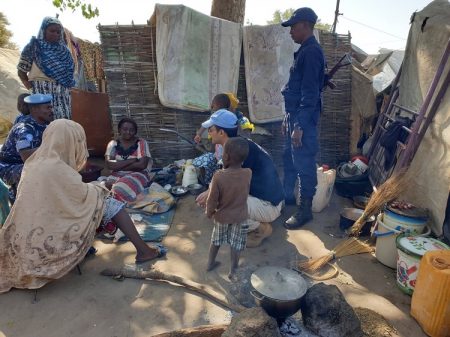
[0,192,427,337]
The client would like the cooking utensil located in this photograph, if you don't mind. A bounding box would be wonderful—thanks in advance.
[159,128,207,153]
[250,266,307,320]
[353,195,369,209]
[187,183,206,196]
[170,185,188,196]
[340,208,375,235]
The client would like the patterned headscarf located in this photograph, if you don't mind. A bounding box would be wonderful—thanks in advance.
[18,17,75,88]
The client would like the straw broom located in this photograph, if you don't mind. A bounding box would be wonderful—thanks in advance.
[348,169,410,236]
[298,238,373,272]
[299,170,409,273]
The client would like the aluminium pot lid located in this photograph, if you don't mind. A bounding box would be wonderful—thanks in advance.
[250,266,307,301]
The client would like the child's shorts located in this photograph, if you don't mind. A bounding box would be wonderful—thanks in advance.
[211,221,249,251]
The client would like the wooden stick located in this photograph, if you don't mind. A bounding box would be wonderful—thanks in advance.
[150,324,228,337]
[101,267,245,313]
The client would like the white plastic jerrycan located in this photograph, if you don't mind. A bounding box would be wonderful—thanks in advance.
[182,159,198,187]
[312,166,336,212]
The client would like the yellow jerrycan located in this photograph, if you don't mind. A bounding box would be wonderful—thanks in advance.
[411,250,450,337]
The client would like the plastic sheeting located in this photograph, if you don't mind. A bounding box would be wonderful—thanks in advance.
[399,0,450,235]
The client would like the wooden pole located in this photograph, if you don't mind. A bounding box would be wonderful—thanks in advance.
[332,0,341,34]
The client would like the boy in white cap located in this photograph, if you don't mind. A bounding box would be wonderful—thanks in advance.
[0,94,53,202]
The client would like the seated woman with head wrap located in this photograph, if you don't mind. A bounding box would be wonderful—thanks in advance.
[17,17,75,120]
[0,120,162,294]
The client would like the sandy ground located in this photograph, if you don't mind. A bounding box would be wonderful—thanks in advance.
[0,192,427,337]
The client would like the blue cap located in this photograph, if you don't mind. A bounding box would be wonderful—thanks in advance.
[24,94,53,105]
[281,8,318,27]
[201,109,238,129]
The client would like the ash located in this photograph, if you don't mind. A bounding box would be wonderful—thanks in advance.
[280,317,319,337]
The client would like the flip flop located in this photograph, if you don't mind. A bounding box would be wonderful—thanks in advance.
[135,244,168,264]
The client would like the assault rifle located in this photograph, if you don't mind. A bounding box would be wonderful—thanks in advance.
[324,53,352,90]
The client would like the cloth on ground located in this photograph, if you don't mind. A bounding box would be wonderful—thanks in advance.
[114,209,175,242]
[128,182,175,214]
[153,4,241,111]
[0,120,108,293]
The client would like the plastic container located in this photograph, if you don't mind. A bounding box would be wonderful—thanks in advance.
[411,250,450,337]
[374,214,431,269]
[396,236,449,295]
[312,167,336,212]
[384,206,428,236]
[334,170,372,198]
[182,160,198,187]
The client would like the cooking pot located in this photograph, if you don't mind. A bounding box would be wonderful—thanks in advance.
[340,207,375,236]
[250,266,307,320]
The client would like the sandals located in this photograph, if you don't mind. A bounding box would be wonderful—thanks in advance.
[135,244,167,264]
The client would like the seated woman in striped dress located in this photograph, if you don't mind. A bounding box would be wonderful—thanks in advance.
[104,117,153,203]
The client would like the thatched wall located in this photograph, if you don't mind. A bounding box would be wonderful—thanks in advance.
[99,24,209,167]
[99,24,351,168]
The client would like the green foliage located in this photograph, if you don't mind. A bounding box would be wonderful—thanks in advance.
[267,8,332,32]
[315,20,332,32]
[267,8,294,25]
[0,12,17,49]
[52,0,99,19]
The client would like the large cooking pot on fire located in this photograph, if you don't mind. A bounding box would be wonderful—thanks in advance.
[250,266,308,320]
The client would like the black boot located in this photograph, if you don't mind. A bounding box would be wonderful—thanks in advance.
[284,197,313,229]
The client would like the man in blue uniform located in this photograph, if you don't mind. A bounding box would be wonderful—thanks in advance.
[281,8,325,229]
[0,94,53,202]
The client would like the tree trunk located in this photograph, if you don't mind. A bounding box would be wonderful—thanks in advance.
[210,0,246,24]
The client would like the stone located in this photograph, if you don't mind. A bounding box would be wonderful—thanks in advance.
[222,307,282,337]
[299,283,363,337]
[228,265,256,308]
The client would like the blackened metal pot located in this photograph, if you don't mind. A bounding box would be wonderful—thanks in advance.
[250,266,308,320]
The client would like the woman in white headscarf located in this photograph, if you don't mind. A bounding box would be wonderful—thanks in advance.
[0,120,161,294]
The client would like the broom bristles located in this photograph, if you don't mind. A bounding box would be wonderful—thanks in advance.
[298,238,373,272]
[349,170,410,235]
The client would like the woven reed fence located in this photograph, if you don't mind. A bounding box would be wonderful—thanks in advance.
[99,24,209,167]
[318,31,352,166]
[99,24,351,168]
